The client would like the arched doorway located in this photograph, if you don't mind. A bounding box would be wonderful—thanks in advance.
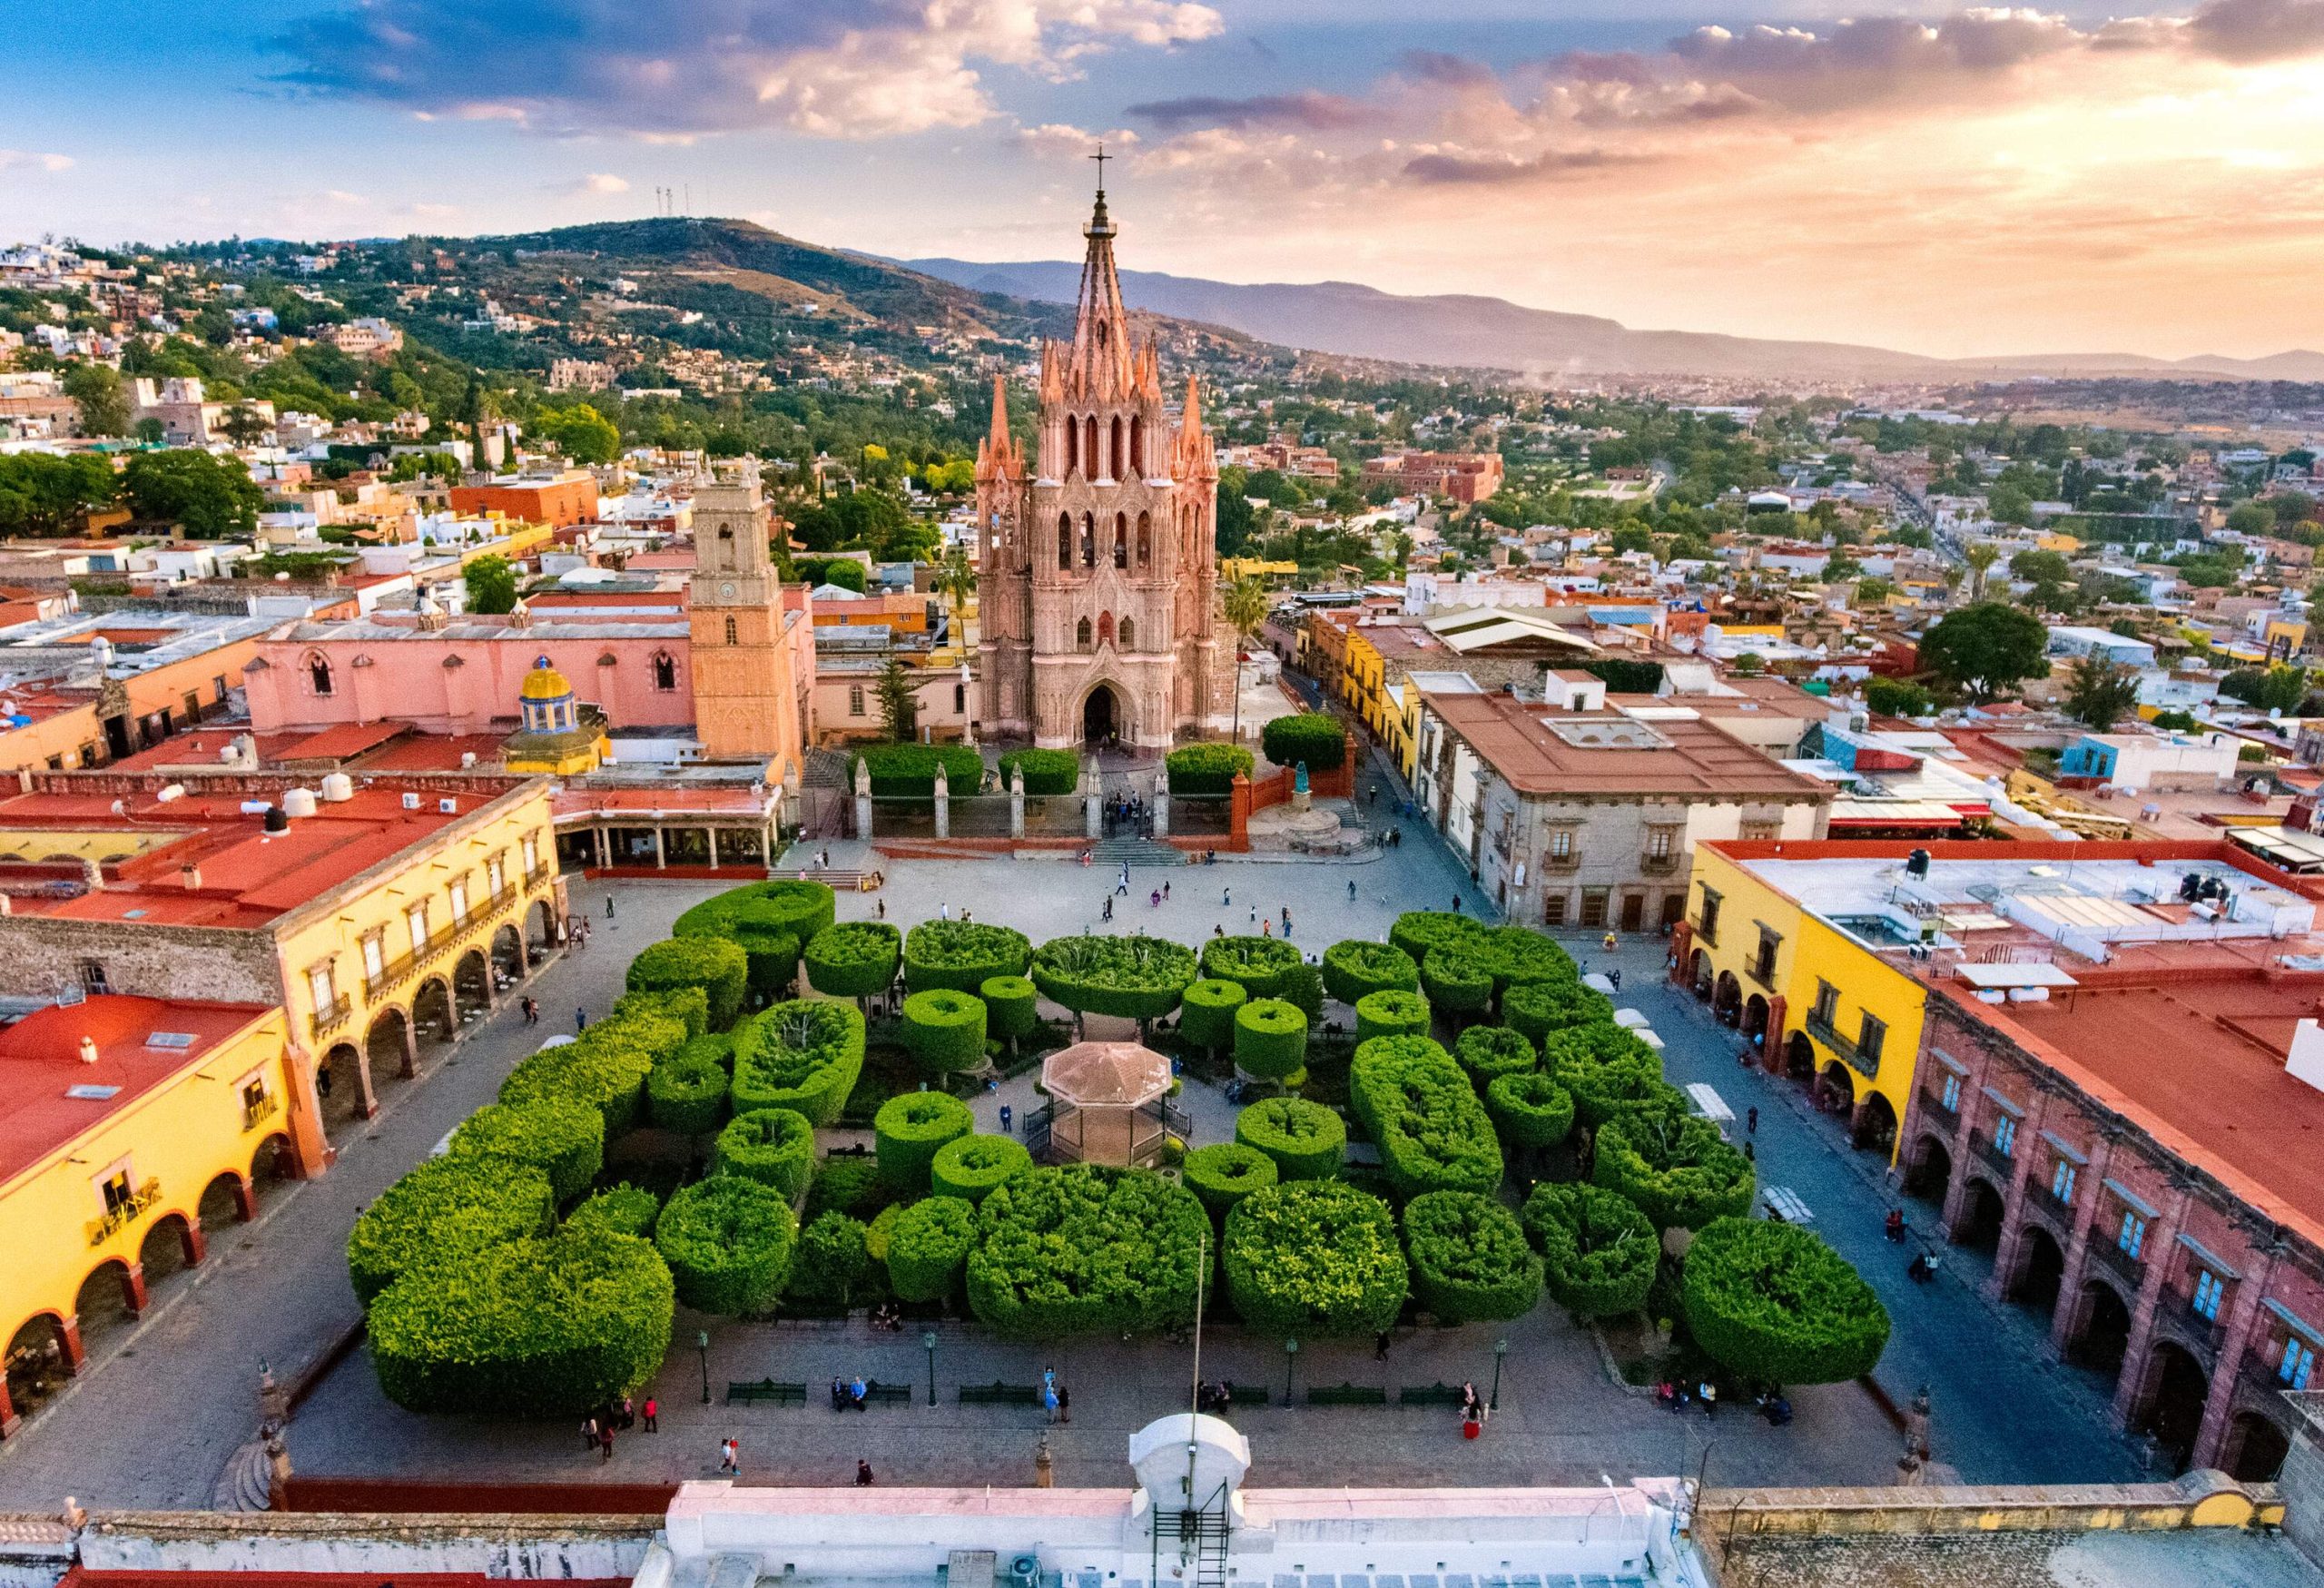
[1742,994,1769,1043]
[453,950,493,1021]
[318,1041,364,1132]
[198,1170,252,1234]
[1784,1031,1815,1081]
[1852,1090,1898,1156]
[412,978,456,1046]
[251,1133,299,1193]
[367,1011,411,1097]
[1082,684,1119,747]
[1955,1176,2005,1251]
[2069,1277,2133,1376]
[529,898,559,958]
[74,1259,142,1350]
[1689,950,1711,1000]
[2135,1339,2210,1472]
[4,1315,76,1423]
[138,1212,198,1287]
[1905,1134,1953,1203]
[1818,1060,1856,1118]
[491,923,525,981]
[2008,1223,2066,1315]
[1712,972,1741,1026]
[2221,1409,2292,1482]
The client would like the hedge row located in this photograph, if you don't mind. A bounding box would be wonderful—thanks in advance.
[713,1107,818,1202]
[1453,1024,1536,1088]
[1354,989,1431,1043]
[931,1132,1033,1203]
[1321,939,1420,1004]
[1165,742,1253,796]
[981,975,1039,1049]
[901,988,988,1074]
[1260,713,1346,773]
[499,1002,686,1135]
[803,922,901,1000]
[1224,1179,1407,1336]
[903,920,1032,993]
[1182,1141,1280,1218]
[1199,935,1305,999]
[789,1211,876,1307]
[1592,1107,1757,1231]
[998,747,1079,796]
[448,1098,605,1204]
[1234,998,1309,1081]
[1235,1097,1346,1181]
[1029,935,1197,1021]
[1420,952,1493,1017]
[851,742,983,797]
[888,1196,978,1302]
[625,936,748,1031]
[654,1176,798,1317]
[874,1090,975,1195]
[646,1049,730,1138]
[967,1165,1207,1336]
[730,999,866,1127]
[1505,979,1614,1048]
[675,879,833,998]
[1402,1190,1542,1325]
[347,1155,556,1305]
[1180,977,1248,1052]
[1485,1070,1576,1149]
[1348,1035,1503,1201]
[1522,1182,1657,1319]
[1545,1021,1679,1127]
[568,1183,661,1239]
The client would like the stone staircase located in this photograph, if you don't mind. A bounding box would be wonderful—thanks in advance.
[212,1437,274,1512]
[1086,836,1185,867]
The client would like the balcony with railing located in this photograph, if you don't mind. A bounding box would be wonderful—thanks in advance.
[2164,1290,2230,1360]
[2088,1233,2145,1288]
[1745,955,1780,991]
[1640,850,1680,876]
[2240,1344,2309,1402]
[1967,1129,2015,1179]
[2024,1180,2078,1232]
[310,995,354,1041]
[1916,1083,1958,1121]
[243,1090,281,1132]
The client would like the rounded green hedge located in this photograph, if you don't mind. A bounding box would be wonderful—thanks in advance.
[616,985,707,1040]
[887,1196,978,1302]
[1389,910,1482,967]
[998,747,1079,796]
[1545,1021,1674,1127]
[1235,1096,1346,1180]
[681,1031,735,1071]
[903,920,1032,993]
[646,1050,731,1137]
[1165,742,1253,796]
[1472,927,1575,995]
[1182,1142,1280,1218]
[1179,978,1248,1051]
[448,1098,605,1204]
[1349,1035,1503,1201]
[1260,713,1346,773]
[1485,1070,1576,1149]
[1234,997,1309,1081]
[1402,1189,1542,1325]
[1199,935,1305,999]
[712,1107,817,1202]
[1522,1182,1656,1318]
[931,1132,1033,1203]
[901,988,988,1074]
[1354,988,1432,1042]
[675,879,833,998]
[803,922,901,1001]
[499,1005,685,1135]
[1504,979,1614,1048]
[786,1211,876,1307]
[369,1226,673,1415]
[980,974,1040,1048]
[347,1155,556,1307]
[1224,1179,1407,1336]
[874,1090,976,1194]
[625,936,749,1031]
[1029,934,1197,1021]
[568,1182,662,1238]
[1421,952,1494,1017]
[1454,1025,1536,1088]
[1682,1217,1891,1386]
[850,742,983,797]
[729,999,865,1126]
[967,1165,1208,1336]
[655,1176,798,1317]
[1321,939,1421,1004]
[1592,1108,1757,1230]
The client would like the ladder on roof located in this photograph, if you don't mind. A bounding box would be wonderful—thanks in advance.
[1177,1507,1230,1588]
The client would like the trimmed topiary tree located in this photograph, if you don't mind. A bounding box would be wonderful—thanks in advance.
[1389,910,1482,968]
[1421,951,1493,1021]
[1682,1217,1891,1386]
[568,1182,662,1238]
[1470,926,1575,998]
[646,1049,730,1137]
[1224,1179,1407,1336]
[901,988,988,1075]
[874,1090,976,1194]
[1545,1021,1675,1127]
[616,985,708,1040]
[625,936,749,1031]
[675,879,835,1000]
[1402,1190,1542,1325]
[1349,1035,1503,1201]
[980,973,1039,1053]
[850,742,983,798]
[347,1156,556,1307]
[1485,1070,1576,1152]
[786,1211,875,1307]
[1592,1107,1757,1231]
[931,1132,1033,1204]
[1182,1141,1279,1218]
[1178,977,1248,1054]
[368,1226,673,1415]
[654,1176,798,1317]
[967,1165,1207,1336]
[1522,1182,1657,1319]
[1454,1025,1536,1089]
[729,999,865,1126]
[448,1098,605,1204]
[1321,939,1421,1004]
[712,1107,817,1202]
[803,922,901,1002]
[1260,712,1346,773]
[1199,935,1305,999]
[1235,1096,1346,1181]
[499,1003,685,1135]
[887,1196,978,1303]
[1354,988,1431,1043]
[997,747,1079,796]
[1165,742,1253,796]
[903,920,1032,993]
[1233,997,1309,1081]
[1505,979,1614,1048]
[1029,934,1197,1023]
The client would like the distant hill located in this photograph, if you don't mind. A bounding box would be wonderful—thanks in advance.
[904,256,2324,384]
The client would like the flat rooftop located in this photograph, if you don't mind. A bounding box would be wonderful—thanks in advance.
[1426,692,1830,800]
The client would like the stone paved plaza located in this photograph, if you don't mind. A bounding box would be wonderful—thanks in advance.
[0,814,2150,1508]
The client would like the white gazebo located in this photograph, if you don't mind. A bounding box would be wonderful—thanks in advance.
[1039,1041,1176,1167]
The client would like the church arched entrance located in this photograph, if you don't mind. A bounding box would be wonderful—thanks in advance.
[1082,684,1119,748]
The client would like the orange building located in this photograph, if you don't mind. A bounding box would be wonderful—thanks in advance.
[686,465,814,774]
[448,470,600,528]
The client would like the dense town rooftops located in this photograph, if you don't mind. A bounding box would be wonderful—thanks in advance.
[0,994,272,1188]
[1422,690,1834,800]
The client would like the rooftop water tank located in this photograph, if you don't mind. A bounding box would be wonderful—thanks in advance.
[320,773,354,803]
[281,787,318,819]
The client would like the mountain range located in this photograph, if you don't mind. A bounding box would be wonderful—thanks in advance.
[903,256,2324,385]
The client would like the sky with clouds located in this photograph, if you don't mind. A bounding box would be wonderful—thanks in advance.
[5,0,2322,360]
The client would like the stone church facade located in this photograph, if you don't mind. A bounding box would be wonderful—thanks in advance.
[974,187,1233,751]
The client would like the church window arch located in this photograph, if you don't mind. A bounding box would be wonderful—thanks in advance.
[1113,512,1128,568]
[1084,417,1098,479]
[1098,612,1114,648]
[1065,419,1078,478]
[1109,416,1124,481]
[1076,616,1093,652]
[1080,513,1096,568]
[724,616,738,646]
[1058,511,1073,569]
[1136,511,1151,566]
[1118,616,1135,651]
[305,652,333,696]
[650,651,677,691]
[1129,415,1143,476]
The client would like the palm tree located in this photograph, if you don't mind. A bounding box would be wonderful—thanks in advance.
[1965,543,2000,601]
[1222,574,1271,747]
[934,546,977,658]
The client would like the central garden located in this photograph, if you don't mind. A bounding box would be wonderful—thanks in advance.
[349,881,1887,1418]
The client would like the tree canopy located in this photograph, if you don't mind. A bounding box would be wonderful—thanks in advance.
[1919,603,2049,704]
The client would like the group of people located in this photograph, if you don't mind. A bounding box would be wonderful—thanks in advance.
[1102,792,1154,839]
[581,1396,655,1460]
[830,1376,881,1411]
[867,1300,907,1331]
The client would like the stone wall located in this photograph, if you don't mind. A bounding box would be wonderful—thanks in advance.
[1699,1471,2280,1548]
[0,918,284,1006]
[78,1511,656,1579]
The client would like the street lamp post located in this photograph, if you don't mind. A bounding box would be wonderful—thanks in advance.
[924,1330,939,1407]
[1282,1337,1299,1406]
[1490,1337,1509,1411]
[696,1329,711,1405]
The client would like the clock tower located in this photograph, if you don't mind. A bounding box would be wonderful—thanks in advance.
[687,461,802,767]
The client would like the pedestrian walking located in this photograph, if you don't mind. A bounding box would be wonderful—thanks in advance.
[1609,968,1621,991]
[1043,1383,1060,1423]
[940,902,950,922]
[856,1460,875,1486]
[643,1396,658,1432]
[1746,1106,1758,1135]
[583,1415,599,1452]
[876,898,886,920]
[606,893,615,919]
[1374,1330,1392,1362]
[1451,894,1462,913]
[1348,880,1357,900]
[1223,886,1231,907]
[1249,903,1257,924]
[820,848,831,867]
[576,1006,588,1033]
[1162,881,1170,902]
[719,1436,739,1475]
[598,1423,615,1461]
[1151,889,1161,908]
[1058,1383,1069,1425]
[1699,1382,1718,1417]
[1260,919,1272,938]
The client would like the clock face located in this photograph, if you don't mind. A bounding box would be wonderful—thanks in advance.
[720,581,737,599]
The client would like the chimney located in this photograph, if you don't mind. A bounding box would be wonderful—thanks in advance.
[181,863,202,891]
[78,1036,100,1064]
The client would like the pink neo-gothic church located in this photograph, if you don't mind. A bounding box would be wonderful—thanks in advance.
[973,180,1234,752]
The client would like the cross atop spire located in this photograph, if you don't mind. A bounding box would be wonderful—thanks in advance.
[1090,142,1109,194]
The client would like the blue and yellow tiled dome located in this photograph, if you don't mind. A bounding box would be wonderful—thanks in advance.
[517,656,577,735]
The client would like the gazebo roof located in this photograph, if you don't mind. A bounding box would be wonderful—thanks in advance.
[1042,1041,1171,1106]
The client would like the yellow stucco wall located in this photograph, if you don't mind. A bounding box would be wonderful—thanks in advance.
[2,1008,294,1357]
[0,828,184,864]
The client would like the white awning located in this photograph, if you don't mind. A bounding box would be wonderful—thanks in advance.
[1686,1082,1734,1123]
[1955,962,2079,989]
[1582,972,1616,992]
[1612,1007,1650,1029]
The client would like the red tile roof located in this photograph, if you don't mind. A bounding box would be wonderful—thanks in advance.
[1424,691,1830,800]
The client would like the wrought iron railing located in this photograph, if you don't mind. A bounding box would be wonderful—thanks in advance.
[242,1091,280,1132]
[2088,1234,2144,1288]
[310,995,353,1040]
[1968,1129,2015,1179]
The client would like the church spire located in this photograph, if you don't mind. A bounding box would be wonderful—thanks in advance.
[976,371,1020,483]
[1068,152,1134,398]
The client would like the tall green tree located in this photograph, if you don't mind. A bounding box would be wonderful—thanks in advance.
[1919,602,2049,704]
[0,453,117,536]
[1222,574,1270,745]
[1963,543,2000,600]
[120,449,262,538]
[219,403,273,447]
[534,403,622,465]
[876,656,919,742]
[934,545,977,658]
[464,554,519,615]
[2063,654,2142,731]
[63,364,130,437]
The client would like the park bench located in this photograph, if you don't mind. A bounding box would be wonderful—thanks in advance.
[1306,1382,1387,1407]
[862,1381,913,1406]
[1226,1383,1271,1406]
[726,1378,806,1406]
[959,1381,1042,1406]
[1398,1382,1469,1408]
